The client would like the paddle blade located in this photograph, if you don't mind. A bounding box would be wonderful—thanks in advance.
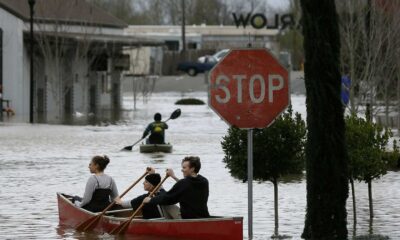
[122,145,133,151]
[169,109,181,120]
[122,138,144,151]
[109,220,130,235]
[76,215,101,232]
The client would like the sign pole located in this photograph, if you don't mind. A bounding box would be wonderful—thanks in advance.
[247,128,253,239]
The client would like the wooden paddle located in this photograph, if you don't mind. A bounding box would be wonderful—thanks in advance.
[109,174,170,235]
[121,137,143,151]
[122,108,182,151]
[76,169,150,232]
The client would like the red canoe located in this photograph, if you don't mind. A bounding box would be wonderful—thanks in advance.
[57,193,243,240]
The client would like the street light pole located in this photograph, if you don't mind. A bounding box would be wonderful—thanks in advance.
[28,0,35,123]
[181,0,186,53]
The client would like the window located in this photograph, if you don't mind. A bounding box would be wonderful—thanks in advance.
[90,53,108,71]
[188,42,197,49]
[165,40,179,51]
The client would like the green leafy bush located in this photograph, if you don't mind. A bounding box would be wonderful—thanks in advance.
[345,114,396,182]
[345,114,398,222]
[221,106,307,182]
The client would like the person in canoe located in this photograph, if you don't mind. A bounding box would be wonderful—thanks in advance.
[143,156,210,219]
[74,155,120,212]
[142,113,168,144]
[115,172,168,219]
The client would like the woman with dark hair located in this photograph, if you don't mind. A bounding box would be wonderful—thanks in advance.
[75,155,119,212]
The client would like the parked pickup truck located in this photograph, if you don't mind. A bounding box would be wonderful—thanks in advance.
[177,57,217,76]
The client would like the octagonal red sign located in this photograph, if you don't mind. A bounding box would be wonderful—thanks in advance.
[208,49,290,129]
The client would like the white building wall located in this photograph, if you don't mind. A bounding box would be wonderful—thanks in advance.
[45,68,61,123]
[123,47,151,75]
[97,72,112,109]
[0,8,28,122]
[1,8,127,123]
[71,58,90,116]
[99,59,112,108]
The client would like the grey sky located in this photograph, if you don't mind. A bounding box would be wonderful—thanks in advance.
[267,0,290,10]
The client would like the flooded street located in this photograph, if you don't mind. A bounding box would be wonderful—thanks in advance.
[1,92,399,239]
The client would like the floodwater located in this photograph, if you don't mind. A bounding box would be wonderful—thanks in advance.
[0,92,399,240]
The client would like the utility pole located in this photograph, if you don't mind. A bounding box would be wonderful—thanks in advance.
[181,0,186,53]
[28,0,36,123]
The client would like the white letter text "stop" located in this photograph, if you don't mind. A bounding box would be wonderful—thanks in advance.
[214,74,284,104]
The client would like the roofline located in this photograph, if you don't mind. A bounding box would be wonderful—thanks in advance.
[0,2,25,20]
[0,2,127,29]
[32,18,126,29]
[22,31,165,47]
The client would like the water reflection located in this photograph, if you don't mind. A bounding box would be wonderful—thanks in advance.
[56,225,194,240]
[0,92,399,240]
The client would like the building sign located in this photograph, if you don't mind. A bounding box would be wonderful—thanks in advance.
[232,13,300,30]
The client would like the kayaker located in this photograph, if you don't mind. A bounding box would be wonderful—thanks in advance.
[74,155,119,212]
[142,113,168,144]
[143,156,210,219]
[115,172,166,219]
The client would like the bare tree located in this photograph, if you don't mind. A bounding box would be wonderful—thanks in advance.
[130,75,156,110]
[33,1,104,121]
[123,47,157,110]
[33,2,75,120]
[337,0,400,131]
[90,0,134,23]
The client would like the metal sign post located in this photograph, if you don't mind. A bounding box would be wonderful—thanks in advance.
[247,129,253,239]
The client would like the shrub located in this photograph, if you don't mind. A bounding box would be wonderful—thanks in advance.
[221,106,307,182]
[175,98,205,105]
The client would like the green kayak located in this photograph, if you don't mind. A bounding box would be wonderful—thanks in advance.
[139,144,173,153]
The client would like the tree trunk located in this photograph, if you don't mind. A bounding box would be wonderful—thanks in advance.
[300,0,349,239]
[368,180,374,219]
[273,178,279,237]
[384,83,389,127]
[397,72,400,131]
[350,177,357,234]
[368,178,374,235]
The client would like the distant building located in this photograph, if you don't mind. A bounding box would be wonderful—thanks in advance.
[125,25,281,75]
[0,0,162,123]
[125,25,280,53]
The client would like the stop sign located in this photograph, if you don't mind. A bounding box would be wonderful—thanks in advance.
[208,49,289,129]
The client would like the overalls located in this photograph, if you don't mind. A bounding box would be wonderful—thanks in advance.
[82,177,111,212]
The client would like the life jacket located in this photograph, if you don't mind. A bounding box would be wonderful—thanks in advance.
[152,122,164,133]
[82,176,112,212]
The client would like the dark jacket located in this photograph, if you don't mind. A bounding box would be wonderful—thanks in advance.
[149,175,210,219]
[142,121,168,144]
[131,189,166,219]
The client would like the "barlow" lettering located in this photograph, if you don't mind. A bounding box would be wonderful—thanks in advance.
[232,13,300,30]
